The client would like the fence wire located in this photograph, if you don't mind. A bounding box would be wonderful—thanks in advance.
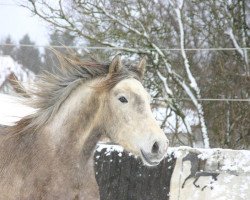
[0,43,250,51]
[0,44,249,103]
[154,98,250,103]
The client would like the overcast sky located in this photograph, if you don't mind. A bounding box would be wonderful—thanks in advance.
[0,0,49,45]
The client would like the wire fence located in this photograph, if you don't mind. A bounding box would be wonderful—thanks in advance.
[153,98,250,103]
[0,43,249,103]
[0,43,250,51]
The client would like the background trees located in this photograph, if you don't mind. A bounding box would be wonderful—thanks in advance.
[0,36,15,57]
[15,34,43,74]
[0,34,42,74]
[42,30,76,72]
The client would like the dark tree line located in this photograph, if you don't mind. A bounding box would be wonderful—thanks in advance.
[0,31,76,74]
[0,34,42,74]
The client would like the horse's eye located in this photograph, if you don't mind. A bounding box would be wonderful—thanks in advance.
[119,96,128,103]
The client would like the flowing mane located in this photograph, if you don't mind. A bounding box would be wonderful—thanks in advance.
[2,52,141,136]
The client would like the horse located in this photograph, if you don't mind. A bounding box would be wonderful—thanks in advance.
[0,53,169,199]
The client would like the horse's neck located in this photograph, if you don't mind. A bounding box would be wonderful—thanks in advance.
[44,83,102,166]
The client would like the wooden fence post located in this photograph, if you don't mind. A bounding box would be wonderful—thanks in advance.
[94,145,176,200]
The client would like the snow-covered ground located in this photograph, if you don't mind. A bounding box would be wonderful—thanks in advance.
[0,56,34,92]
[0,56,35,125]
[0,93,35,125]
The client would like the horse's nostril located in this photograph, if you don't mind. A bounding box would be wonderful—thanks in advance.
[151,141,160,154]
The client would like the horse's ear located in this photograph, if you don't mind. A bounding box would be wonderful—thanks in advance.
[109,55,123,74]
[136,56,147,79]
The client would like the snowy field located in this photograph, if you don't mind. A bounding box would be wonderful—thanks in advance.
[0,56,34,89]
[0,93,35,125]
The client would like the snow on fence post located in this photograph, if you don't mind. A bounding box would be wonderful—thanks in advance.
[94,144,176,200]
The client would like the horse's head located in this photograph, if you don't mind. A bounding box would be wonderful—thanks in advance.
[100,56,169,166]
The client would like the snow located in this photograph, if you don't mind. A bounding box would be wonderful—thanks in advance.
[225,27,249,75]
[0,56,35,125]
[157,71,173,96]
[170,147,250,200]
[0,93,35,125]
[95,144,250,174]
[225,28,244,58]
[0,56,35,89]
[153,107,199,134]
[179,146,250,173]
[96,143,124,154]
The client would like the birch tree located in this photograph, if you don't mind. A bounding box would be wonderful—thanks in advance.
[170,0,209,148]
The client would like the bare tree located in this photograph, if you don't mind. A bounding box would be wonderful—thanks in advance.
[22,0,250,149]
